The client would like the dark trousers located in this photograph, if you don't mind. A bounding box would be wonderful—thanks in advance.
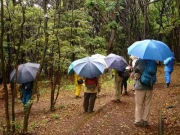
[22,89,32,105]
[83,93,97,112]
[121,73,130,94]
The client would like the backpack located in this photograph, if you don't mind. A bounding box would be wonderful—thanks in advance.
[118,71,130,79]
[140,60,157,86]
[118,71,124,77]
[77,79,83,84]
[85,77,98,89]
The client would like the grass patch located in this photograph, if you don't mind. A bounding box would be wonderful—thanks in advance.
[51,113,59,119]
[62,84,75,91]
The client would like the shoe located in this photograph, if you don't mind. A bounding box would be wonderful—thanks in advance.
[83,111,88,114]
[88,111,94,113]
[124,91,128,95]
[75,96,81,99]
[134,121,143,127]
[142,120,149,127]
[84,109,88,113]
[111,99,121,103]
[165,83,169,88]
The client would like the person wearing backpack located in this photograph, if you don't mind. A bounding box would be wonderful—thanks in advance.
[133,59,157,127]
[83,75,102,113]
[164,56,175,88]
[111,69,123,103]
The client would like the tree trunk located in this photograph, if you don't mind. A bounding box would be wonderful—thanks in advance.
[106,28,116,54]
[23,0,49,132]
[0,0,11,132]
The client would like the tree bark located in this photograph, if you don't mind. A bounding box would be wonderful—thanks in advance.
[0,0,11,132]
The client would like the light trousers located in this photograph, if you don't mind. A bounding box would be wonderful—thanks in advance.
[114,75,122,100]
[135,89,153,122]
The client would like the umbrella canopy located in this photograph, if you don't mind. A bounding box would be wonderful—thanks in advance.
[91,54,108,68]
[104,53,128,71]
[10,62,40,84]
[128,39,174,61]
[68,57,106,78]
[91,54,106,59]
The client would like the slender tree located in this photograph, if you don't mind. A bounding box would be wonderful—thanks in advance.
[0,0,11,132]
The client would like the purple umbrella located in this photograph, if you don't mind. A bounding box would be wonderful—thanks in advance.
[104,53,128,71]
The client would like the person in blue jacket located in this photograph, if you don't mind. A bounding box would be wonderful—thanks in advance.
[164,56,175,88]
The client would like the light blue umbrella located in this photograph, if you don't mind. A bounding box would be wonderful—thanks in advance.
[91,54,108,68]
[104,53,128,71]
[10,62,40,84]
[68,57,106,78]
[128,39,174,61]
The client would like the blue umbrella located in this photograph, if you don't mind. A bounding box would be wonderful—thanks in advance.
[104,53,128,71]
[68,57,106,78]
[10,62,40,84]
[128,39,174,61]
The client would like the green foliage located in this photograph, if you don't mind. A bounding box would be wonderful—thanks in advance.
[85,0,106,11]
[62,83,75,91]
[50,114,59,119]
[105,1,116,12]
[108,21,118,29]
[59,104,66,109]
[29,122,39,132]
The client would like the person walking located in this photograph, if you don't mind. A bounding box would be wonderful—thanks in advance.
[111,69,123,103]
[119,68,130,95]
[164,56,175,88]
[133,59,157,127]
[83,75,102,113]
[74,73,84,98]
[21,81,33,105]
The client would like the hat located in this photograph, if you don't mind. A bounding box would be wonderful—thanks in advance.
[130,55,138,60]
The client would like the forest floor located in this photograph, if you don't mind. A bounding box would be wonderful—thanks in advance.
[0,65,180,135]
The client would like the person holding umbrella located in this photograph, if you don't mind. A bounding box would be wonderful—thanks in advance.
[68,57,106,113]
[83,75,102,113]
[128,39,174,127]
[10,62,41,105]
[132,59,157,127]
[111,69,123,103]
[103,53,128,102]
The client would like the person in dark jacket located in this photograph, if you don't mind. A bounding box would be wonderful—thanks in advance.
[133,59,157,127]
[164,56,175,88]
[119,68,130,95]
[21,81,33,105]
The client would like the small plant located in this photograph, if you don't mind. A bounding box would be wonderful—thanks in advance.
[59,104,66,109]
[13,120,23,134]
[29,122,39,132]
[51,113,59,119]
[63,84,75,91]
